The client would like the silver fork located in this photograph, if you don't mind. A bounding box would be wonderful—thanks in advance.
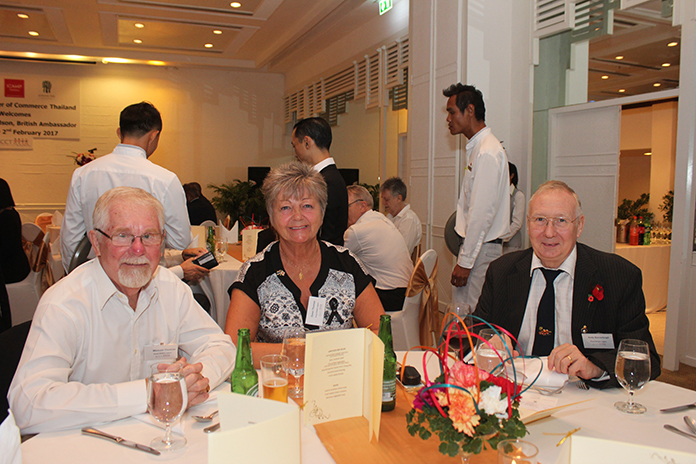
[576,379,589,390]
[526,382,566,395]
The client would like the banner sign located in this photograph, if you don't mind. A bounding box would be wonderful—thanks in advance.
[0,76,80,149]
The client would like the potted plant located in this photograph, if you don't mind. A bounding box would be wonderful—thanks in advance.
[208,180,268,228]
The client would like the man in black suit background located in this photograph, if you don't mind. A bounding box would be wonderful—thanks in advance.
[183,182,218,225]
[474,180,660,387]
[291,117,348,246]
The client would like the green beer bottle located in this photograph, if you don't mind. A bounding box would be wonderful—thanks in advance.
[378,314,397,412]
[206,226,216,253]
[231,328,259,396]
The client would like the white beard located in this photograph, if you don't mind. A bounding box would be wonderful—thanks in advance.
[118,256,153,288]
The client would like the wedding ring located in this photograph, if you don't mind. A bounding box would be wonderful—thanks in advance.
[566,355,573,363]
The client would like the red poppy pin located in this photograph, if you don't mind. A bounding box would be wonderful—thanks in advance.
[588,285,604,303]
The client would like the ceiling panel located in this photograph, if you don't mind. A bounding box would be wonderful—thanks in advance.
[117,17,240,53]
[0,7,57,41]
[116,0,263,16]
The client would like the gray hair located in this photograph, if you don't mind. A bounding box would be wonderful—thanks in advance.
[380,177,407,201]
[529,180,583,218]
[261,162,328,224]
[347,184,373,209]
[92,187,165,232]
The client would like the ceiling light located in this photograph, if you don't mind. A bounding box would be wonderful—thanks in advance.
[615,55,624,60]
[133,39,142,44]
[135,23,145,28]
[28,31,39,36]
[230,2,241,7]
[654,83,661,87]
[668,41,678,47]
[148,60,166,66]
[102,57,130,64]
[205,43,213,48]
[644,152,652,156]
[213,30,222,35]
[662,63,671,67]
[17,13,29,19]
[601,75,609,80]
[619,89,625,93]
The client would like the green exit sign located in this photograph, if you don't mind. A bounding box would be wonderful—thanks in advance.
[379,0,393,15]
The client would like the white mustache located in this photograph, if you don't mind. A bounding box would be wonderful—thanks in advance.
[120,256,150,266]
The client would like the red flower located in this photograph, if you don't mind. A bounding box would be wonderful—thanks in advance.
[588,295,594,303]
[592,285,604,301]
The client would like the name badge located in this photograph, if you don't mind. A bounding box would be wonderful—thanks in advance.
[306,296,327,326]
[582,333,614,349]
[144,343,178,361]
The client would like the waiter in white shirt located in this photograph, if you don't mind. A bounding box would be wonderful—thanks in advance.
[443,83,510,312]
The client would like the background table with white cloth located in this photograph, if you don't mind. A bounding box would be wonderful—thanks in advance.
[199,255,242,329]
[615,243,671,312]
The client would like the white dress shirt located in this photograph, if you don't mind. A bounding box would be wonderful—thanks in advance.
[61,144,192,267]
[518,246,577,355]
[455,127,511,269]
[387,204,422,255]
[8,259,235,434]
[344,209,413,290]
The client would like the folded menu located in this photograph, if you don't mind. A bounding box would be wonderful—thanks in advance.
[303,328,384,441]
[513,356,568,387]
[570,435,696,464]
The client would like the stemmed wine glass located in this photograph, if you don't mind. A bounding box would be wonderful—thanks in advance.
[215,237,228,262]
[614,339,651,414]
[147,364,188,451]
[475,328,500,373]
[282,327,306,399]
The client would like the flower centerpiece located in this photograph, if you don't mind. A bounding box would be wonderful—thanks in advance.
[68,148,97,166]
[406,317,527,462]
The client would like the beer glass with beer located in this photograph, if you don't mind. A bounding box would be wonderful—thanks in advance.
[260,354,289,403]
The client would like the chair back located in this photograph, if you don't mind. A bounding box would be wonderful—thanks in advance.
[34,212,53,232]
[68,235,92,274]
[0,320,32,422]
[200,220,217,228]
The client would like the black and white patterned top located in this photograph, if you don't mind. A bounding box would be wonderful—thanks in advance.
[228,240,375,343]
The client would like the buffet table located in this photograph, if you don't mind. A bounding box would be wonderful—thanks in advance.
[615,243,671,312]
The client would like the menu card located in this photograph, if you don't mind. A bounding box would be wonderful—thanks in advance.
[303,328,384,441]
[208,392,301,464]
[570,435,696,464]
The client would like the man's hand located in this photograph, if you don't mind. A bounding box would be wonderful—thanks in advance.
[181,258,210,285]
[547,343,603,380]
[160,357,210,407]
[182,247,207,260]
[451,265,471,287]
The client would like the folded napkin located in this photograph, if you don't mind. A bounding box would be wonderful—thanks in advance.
[513,357,568,388]
[52,210,63,226]
[218,220,238,244]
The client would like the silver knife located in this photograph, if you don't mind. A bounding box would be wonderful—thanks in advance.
[664,424,696,442]
[81,427,161,455]
[660,402,696,413]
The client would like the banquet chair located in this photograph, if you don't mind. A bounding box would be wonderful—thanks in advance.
[200,220,217,228]
[0,320,32,423]
[34,212,53,233]
[6,224,45,326]
[67,235,92,274]
[391,249,438,351]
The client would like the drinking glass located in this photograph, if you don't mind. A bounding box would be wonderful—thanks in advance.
[497,439,538,464]
[147,364,188,451]
[260,354,289,403]
[614,339,651,414]
[282,327,306,399]
[215,237,228,262]
[475,328,501,373]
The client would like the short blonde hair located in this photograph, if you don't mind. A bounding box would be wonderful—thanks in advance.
[529,180,583,218]
[347,185,373,208]
[93,187,164,232]
[261,162,328,224]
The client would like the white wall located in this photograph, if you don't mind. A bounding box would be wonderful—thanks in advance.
[1,61,288,221]
[330,100,380,185]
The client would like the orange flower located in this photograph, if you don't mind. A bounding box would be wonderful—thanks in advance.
[436,389,481,437]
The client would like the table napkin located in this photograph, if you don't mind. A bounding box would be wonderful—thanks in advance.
[218,220,238,244]
[513,356,568,387]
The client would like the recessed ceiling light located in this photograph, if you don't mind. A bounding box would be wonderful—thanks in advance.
[135,23,145,28]
[668,41,678,47]
[619,89,625,93]
[133,39,142,44]
[662,63,671,67]
[205,43,213,48]
[601,75,609,80]
[230,2,242,7]
[644,152,652,156]
[654,83,661,87]
[213,30,222,35]
[28,31,39,36]
[615,55,624,60]
[17,13,29,19]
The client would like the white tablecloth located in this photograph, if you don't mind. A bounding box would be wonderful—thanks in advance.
[198,255,242,329]
[615,243,671,312]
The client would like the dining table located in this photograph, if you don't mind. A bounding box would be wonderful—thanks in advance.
[19,350,696,463]
[198,246,243,329]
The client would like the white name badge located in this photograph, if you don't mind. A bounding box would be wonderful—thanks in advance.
[306,296,327,326]
[144,344,178,361]
[582,333,614,350]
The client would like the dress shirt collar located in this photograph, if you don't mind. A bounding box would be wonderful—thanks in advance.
[113,143,147,158]
[91,259,159,314]
[530,245,577,279]
[313,157,335,172]
[465,126,491,151]
[395,203,411,219]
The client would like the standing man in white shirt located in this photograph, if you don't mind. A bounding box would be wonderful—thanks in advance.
[444,84,510,312]
[380,177,422,256]
[344,185,413,312]
[10,187,236,434]
[60,102,207,284]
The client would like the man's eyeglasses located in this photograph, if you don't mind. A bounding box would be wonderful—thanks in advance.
[95,228,164,247]
[528,216,578,231]
[348,199,365,207]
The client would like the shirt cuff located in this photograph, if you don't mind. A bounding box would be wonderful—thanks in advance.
[170,265,184,280]
[591,371,610,382]
[116,379,148,418]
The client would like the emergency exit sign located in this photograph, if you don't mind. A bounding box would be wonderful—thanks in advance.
[379,0,392,15]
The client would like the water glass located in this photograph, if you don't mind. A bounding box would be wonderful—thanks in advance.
[282,327,306,399]
[215,238,228,262]
[260,354,289,403]
[614,339,651,414]
[147,364,187,451]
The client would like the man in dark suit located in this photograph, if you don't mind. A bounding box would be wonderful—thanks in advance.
[474,180,660,387]
[291,117,348,246]
[183,182,217,225]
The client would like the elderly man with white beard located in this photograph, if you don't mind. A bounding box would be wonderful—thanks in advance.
[9,187,236,434]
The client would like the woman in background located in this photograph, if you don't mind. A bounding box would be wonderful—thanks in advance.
[0,179,30,284]
[502,162,525,253]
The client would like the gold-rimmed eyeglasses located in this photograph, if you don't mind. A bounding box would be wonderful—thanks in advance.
[95,228,164,247]
[528,216,578,231]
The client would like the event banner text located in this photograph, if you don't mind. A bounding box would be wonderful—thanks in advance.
[1,76,80,150]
